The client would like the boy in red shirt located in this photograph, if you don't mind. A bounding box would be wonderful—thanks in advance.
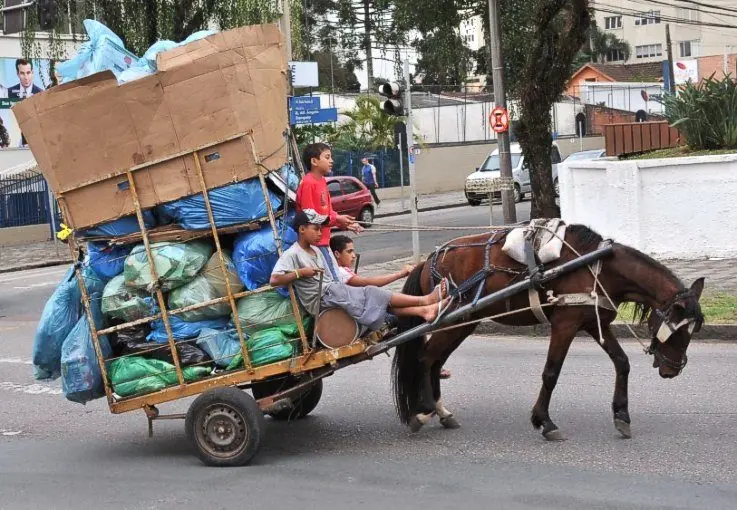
[296,143,362,279]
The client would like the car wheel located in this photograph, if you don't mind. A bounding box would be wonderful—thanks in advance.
[513,184,522,203]
[554,178,560,197]
[359,207,374,227]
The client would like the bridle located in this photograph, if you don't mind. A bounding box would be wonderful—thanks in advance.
[646,290,704,372]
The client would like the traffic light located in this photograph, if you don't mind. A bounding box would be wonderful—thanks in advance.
[37,0,58,31]
[378,82,404,116]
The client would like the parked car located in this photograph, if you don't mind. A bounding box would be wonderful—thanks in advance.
[326,175,375,226]
[464,142,562,205]
[555,148,606,195]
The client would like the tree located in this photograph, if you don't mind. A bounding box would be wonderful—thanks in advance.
[588,23,631,64]
[516,0,590,218]
[338,95,399,149]
[413,30,473,92]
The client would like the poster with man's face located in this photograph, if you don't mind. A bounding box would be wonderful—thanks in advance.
[0,58,52,149]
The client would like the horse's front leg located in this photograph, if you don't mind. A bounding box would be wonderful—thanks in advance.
[531,314,580,441]
[586,324,632,438]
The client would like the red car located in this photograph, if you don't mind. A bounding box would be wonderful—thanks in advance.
[326,175,375,226]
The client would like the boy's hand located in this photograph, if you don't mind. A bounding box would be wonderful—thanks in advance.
[337,214,365,233]
[298,267,323,279]
[402,264,416,277]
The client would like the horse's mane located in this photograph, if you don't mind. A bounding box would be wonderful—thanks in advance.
[566,224,604,252]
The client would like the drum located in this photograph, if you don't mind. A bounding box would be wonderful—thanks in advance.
[315,308,359,349]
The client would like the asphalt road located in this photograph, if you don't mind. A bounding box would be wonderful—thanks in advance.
[1,265,736,509]
[353,201,532,265]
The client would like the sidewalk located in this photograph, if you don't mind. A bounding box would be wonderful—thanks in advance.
[375,190,467,218]
[0,240,71,274]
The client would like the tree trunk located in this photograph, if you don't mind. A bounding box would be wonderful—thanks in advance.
[518,110,559,218]
[363,0,374,93]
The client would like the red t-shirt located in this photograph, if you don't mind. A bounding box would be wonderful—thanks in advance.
[295,172,338,246]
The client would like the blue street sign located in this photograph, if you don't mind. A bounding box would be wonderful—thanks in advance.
[289,96,320,111]
[290,107,338,126]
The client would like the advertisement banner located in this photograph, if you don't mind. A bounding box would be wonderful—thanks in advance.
[0,58,53,149]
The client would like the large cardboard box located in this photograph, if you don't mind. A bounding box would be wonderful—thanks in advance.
[13,24,288,229]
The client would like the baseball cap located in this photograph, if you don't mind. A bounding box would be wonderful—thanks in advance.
[292,209,329,229]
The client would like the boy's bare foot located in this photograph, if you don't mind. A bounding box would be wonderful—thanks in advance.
[421,297,452,322]
[421,278,449,306]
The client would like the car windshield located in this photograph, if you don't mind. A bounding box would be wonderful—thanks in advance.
[480,154,522,171]
[564,151,602,162]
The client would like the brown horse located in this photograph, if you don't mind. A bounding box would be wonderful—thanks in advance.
[392,223,705,440]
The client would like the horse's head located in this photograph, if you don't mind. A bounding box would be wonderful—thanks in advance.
[647,278,705,378]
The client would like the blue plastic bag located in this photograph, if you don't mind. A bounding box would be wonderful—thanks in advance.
[57,20,139,83]
[79,210,156,238]
[87,242,131,280]
[60,292,112,404]
[156,180,283,230]
[32,268,82,380]
[196,328,242,368]
[233,221,297,298]
[148,314,230,343]
[279,164,300,192]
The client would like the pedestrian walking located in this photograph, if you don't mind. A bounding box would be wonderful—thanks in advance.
[361,157,381,206]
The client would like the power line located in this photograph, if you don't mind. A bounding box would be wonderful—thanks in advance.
[594,4,737,29]
[672,0,737,16]
[630,0,737,21]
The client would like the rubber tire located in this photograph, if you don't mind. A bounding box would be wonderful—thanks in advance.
[185,387,265,467]
[252,378,323,421]
[359,207,374,227]
[467,198,482,206]
[513,184,522,203]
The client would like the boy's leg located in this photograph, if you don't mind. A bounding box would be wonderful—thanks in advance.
[389,279,447,308]
[389,298,450,323]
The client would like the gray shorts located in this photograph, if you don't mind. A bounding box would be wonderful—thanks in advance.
[321,283,393,331]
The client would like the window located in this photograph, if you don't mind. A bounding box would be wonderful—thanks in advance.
[636,44,662,59]
[635,10,660,26]
[679,40,699,58]
[342,180,362,195]
[606,49,626,62]
[604,16,622,30]
[327,181,342,197]
[677,8,698,22]
[551,146,562,164]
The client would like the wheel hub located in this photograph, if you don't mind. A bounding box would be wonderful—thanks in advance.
[199,405,248,456]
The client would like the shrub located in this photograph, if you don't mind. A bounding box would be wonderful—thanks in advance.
[662,74,737,151]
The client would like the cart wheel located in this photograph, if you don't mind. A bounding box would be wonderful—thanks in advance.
[252,378,323,421]
[185,387,265,467]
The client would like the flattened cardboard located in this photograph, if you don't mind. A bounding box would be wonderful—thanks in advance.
[14,24,288,230]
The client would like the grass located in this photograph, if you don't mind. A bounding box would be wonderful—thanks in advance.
[623,146,737,161]
[617,294,737,325]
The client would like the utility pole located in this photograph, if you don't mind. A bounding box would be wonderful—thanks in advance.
[487,0,516,224]
[665,24,675,94]
[279,0,292,60]
[404,60,420,262]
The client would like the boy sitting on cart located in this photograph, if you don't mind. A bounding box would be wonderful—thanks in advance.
[270,209,448,331]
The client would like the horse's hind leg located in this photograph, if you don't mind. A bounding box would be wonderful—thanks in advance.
[585,323,632,439]
[530,312,580,441]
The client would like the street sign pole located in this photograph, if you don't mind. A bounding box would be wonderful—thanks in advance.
[398,143,406,211]
[403,60,420,263]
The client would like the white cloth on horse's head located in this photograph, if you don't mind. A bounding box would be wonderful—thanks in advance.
[502,219,567,265]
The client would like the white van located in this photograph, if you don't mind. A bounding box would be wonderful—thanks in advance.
[464,142,562,205]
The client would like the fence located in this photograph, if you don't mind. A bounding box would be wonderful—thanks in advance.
[330,148,410,189]
[0,170,60,230]
[604,121,683,157]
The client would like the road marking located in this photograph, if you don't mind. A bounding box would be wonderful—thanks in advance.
[12,282,58,290]
[0,267,67,284]
[0,430,22,436]
[0,358,32,365]
[0,382,62,395]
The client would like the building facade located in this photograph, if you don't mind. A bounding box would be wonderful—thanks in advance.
[593,0,737,64]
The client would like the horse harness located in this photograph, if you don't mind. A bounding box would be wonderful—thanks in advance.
[427,227,618,326]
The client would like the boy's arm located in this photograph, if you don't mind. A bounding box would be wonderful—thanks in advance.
[270,252,321,287]
[346,266,411,287]
[299,177,340,226]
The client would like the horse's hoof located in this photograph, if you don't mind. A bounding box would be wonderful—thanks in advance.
[543,428,565,441]
[614,418,632,439]
[409,416,425,433]
[440,416,461,429]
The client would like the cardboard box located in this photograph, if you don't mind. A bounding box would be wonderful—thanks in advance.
[14,24,288,229]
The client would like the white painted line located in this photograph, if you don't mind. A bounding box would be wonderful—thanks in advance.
[0,267,68,284]
[0,382,63,395]
[0,358,33,365]
[12,282,58,290]
[0,430,22,436]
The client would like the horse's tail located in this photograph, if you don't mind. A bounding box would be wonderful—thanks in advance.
[392,262,427,424]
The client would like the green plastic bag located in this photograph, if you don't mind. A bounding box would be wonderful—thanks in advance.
[101,275,153,322]
[124,241,212,292]
[226,328,298,369]
[168,275,231,321]
[202,251,244,297]
[234,289,309,336]
[109,356,211,397]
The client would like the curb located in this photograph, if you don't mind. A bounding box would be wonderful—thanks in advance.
[0,259,71,275]
[375,200,468,219]
[474,322,736,341]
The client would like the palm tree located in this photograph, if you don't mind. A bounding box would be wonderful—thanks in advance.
[590,25,631,63]
[338,95,401,149]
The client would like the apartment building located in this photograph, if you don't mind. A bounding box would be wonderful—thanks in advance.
[593,0,737,64]
[458,13,486,91]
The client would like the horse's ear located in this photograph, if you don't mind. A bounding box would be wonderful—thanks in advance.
[690,278,705,301]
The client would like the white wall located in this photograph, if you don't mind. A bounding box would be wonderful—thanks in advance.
[559,155,737,259]
[0,147,34,171]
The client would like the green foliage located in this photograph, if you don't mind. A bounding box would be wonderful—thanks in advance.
[339,95,400,149]
[662,75,737,151]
